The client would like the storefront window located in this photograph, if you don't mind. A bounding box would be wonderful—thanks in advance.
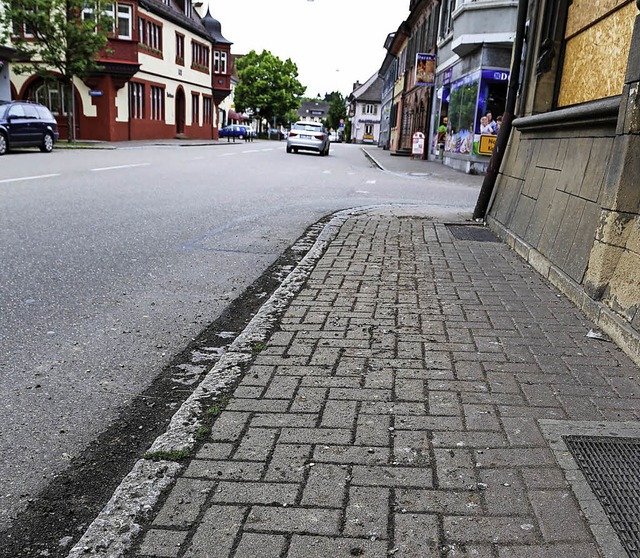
[444,71,479,155]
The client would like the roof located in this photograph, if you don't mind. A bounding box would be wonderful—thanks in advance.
[138,0,231,45]
[349,72,383,103]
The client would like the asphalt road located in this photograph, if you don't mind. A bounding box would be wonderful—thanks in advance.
[0,140,481,534]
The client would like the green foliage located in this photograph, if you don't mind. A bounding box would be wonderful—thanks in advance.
[235,50,306,127]
[0,0,113,141]
[0,0,112,81]
[324,91,347,131]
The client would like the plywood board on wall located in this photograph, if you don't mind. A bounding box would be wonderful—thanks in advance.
[558,1,636,107]
[566,0,632,37]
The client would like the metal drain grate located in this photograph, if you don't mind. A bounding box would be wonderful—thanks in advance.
[446,225,500,242]
[565,435,640,557]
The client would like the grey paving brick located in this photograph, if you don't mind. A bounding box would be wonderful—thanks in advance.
[250,412,318,429]
[351,465,433,488]
[432,430,509,448]
[278,427,352,445]
[209,411,251,442]
[313,444,390,465]
[232,427,278,461]
[137,529,188,557]
[184,459,264,481]
[211,481,298,506]
[393,513,440,557]
[394,489,482,515]
[152,478,211,528]
[287,535,388,558]
[497,543,601,558]
[463,404,502,430]
[233,533,287,558]
[443,515,538,544]
[344,486,390,539]
[183,505,246,557]
[245,506,341,536]
[529,490,593,542]
[264,443,312,482]
[355,413,391,447]
[300,463,347,508]
[320,399,358,428]
[195,442,234,460]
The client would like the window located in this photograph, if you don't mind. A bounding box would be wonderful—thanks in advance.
[139,17,162,53]
[192,41,210,71]
[85,3,133,39]
[203,96,213,124]
[150,86,164,120]
[34,82,67,116]
[439,0,456,39]
[364,104,378,115]
[192,93,200,125]
[176,33,185,64]
[220,51,227,74]
[130,82,144,119]
[115,4,132,39]
[213,50,227,74]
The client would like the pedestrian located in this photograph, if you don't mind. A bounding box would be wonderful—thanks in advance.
[486,111,498,134]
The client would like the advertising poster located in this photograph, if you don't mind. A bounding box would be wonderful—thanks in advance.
[415,53,436,86]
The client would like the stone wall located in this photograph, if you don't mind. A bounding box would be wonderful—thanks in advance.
[486,3,640,365]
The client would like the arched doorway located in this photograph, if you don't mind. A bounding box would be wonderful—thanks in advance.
[175,88,185,135]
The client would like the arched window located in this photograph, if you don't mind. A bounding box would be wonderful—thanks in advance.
[33,81,68,116]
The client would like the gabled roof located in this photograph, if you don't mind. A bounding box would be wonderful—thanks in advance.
[139,0,231,45]
[349,72,382,103]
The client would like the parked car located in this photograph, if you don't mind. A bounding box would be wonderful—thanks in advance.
[286,121,330,156]
[219,124,249,139]
[268,128,285,140]
[0,100,59,155]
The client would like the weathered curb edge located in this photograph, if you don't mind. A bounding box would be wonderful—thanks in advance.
[65,204,402,558]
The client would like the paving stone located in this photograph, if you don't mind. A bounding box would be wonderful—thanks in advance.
[264,443,312,482]
[528,490,593,542]
[245,506,341,536]
[287,535,388,558]
[137,529,189,557]
[211,481,298,506]
[152,478,211,528]
[344,486,390,538]
[443,515,539,544]
[393,513,440,557]
[183,505,246,557]
[233,533,287,558]
[300,463,348,508]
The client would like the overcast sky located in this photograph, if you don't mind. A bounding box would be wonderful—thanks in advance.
[207,0,410,98]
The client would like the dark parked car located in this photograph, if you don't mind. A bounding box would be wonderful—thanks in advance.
[219,124,253,139]
[0,100,59,155]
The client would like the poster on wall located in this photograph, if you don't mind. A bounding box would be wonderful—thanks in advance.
[415,54,436,86]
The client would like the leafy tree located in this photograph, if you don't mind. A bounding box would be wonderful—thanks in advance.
[234,50,305,132]
[324,91,347,131]
[0,0,113,141]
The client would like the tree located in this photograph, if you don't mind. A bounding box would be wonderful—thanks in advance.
[234,50,305,132]
[0,0,113,141]
[324,91,347,132]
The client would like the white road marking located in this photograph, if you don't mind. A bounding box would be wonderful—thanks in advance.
[90,163,151,172]
[0,173,61,184]
[366,180,377,184]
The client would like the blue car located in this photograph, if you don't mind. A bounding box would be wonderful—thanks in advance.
[0,100,59,155]
[219,124,249,139]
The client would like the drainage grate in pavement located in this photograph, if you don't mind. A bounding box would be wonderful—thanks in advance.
[446,225,500,242]
[564,435,640,558]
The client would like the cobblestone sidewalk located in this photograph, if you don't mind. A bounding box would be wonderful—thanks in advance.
[133,212,640,558]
